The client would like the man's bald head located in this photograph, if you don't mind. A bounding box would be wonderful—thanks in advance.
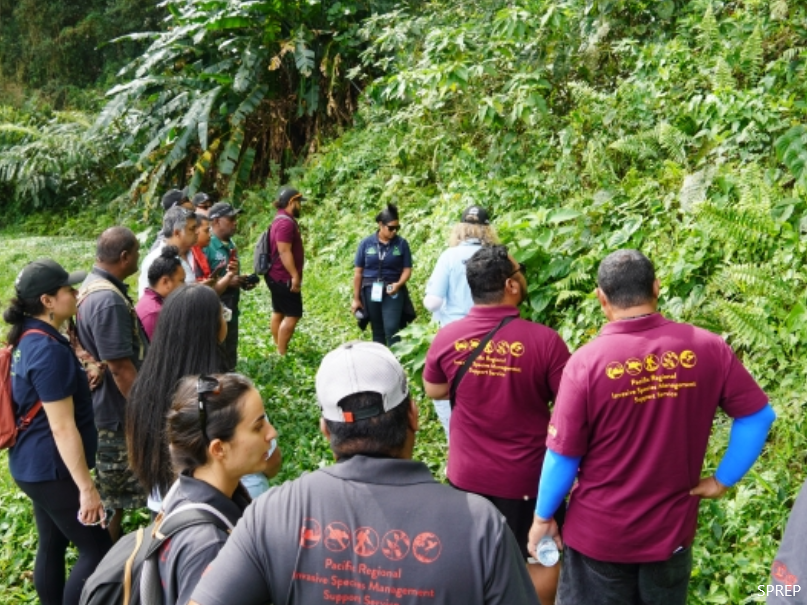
[96,226,138,264]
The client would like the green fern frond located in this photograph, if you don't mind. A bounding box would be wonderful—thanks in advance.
[740,25,763,84]
[698,4,718,55]
[694,202,776,247]
[714,299,777,350]
[656,122,689,165]
[710,264,791,300]
[609,130,659,162]
[712,56,735,90]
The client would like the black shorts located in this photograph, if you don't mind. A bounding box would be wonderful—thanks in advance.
[265,277,303,317]
[451,483,565,560]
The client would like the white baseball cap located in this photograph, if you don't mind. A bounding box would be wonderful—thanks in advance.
[316,341,409,423]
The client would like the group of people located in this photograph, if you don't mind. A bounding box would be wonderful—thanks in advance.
[2,190,801,605]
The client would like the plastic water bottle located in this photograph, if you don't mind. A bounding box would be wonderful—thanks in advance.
[536,536,559,566]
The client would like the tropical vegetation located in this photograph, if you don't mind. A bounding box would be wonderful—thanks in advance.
[1,0,807,603]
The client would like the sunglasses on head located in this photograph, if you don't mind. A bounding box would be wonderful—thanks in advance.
[197,375,221,442]
[385,224,400,232]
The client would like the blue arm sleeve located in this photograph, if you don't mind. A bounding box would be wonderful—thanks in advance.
[715,403,776,487]
[536,449,581,520]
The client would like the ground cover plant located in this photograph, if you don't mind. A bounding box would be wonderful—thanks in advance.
[1,0,807,603]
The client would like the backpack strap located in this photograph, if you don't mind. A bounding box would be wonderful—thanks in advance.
[268,214,296,265]
[123,527,145,605]
[77,278,145,362]
[15,329,58,429]
[449,315,516,411]
[138,506,234,604]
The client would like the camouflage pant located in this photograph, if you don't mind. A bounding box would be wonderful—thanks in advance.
[95,429,147,510]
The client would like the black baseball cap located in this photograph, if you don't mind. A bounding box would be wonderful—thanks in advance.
[278,187,306,206]
[208,202,243,219]
[192,192,211,208]
[461,205,490,225]
[161,189,187,211]
[15,259,87,299]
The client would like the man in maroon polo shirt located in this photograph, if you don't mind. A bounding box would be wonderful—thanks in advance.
[423,244,570,604]
[528,249,775,605]
[265,187,305,355]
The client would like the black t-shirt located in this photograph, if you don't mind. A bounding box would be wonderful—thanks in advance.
[191,456,539,605]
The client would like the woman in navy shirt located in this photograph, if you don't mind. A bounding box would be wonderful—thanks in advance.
[351,203,413,346]
[3,259,111,605]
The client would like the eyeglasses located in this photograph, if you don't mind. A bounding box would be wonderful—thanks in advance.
[197,375,221,442]
[385,224,400,232]
[508,263,526,279]
[196,203,212,210]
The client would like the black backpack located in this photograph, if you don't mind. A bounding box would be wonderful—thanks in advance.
[79,503,232,605]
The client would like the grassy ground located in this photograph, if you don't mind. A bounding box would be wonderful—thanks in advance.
[0,231,801,604]
[0,233,448,603]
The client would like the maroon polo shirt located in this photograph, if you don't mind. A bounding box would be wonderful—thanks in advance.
[547,313,767,563]
[268,209,304,283]
[423,305,570,500]
[135,287,164,341]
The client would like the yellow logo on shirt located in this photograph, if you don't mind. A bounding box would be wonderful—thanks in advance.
[605,350,698,379]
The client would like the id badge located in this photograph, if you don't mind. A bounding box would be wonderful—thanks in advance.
[371,281,384,302]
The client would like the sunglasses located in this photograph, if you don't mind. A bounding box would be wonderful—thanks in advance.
[385,224,400,232]
[77,507,116,527]
[508,263,526,279]
[197,375,221,442]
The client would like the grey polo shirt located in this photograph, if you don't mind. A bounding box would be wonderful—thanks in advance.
[191,455,539,605]
[76,267,149,431]
[768,479,807,603]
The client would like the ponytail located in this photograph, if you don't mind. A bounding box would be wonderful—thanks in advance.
[375,203,399,224]
[3,294,49,345]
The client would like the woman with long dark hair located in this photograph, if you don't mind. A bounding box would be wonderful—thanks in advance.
[3,259,112,605]
[126,284,229,512]
[351,203,414,346]
[159,373,280,604]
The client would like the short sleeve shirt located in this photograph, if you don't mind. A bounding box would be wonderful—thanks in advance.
[423,306,571,499]
[76,267,149,431]
[190,456,539,605]
[9,318,97,482]
[546,313,768,563]
[268,209,304,282]
[135,288,164,341]
[354,233,412,283]
[204,235,241,314]
[425,240,481,326]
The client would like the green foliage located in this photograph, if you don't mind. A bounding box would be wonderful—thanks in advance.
[0,0,164,105]
[294,1,807,602]
[0,108,132,214]
[94,0,405,210]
